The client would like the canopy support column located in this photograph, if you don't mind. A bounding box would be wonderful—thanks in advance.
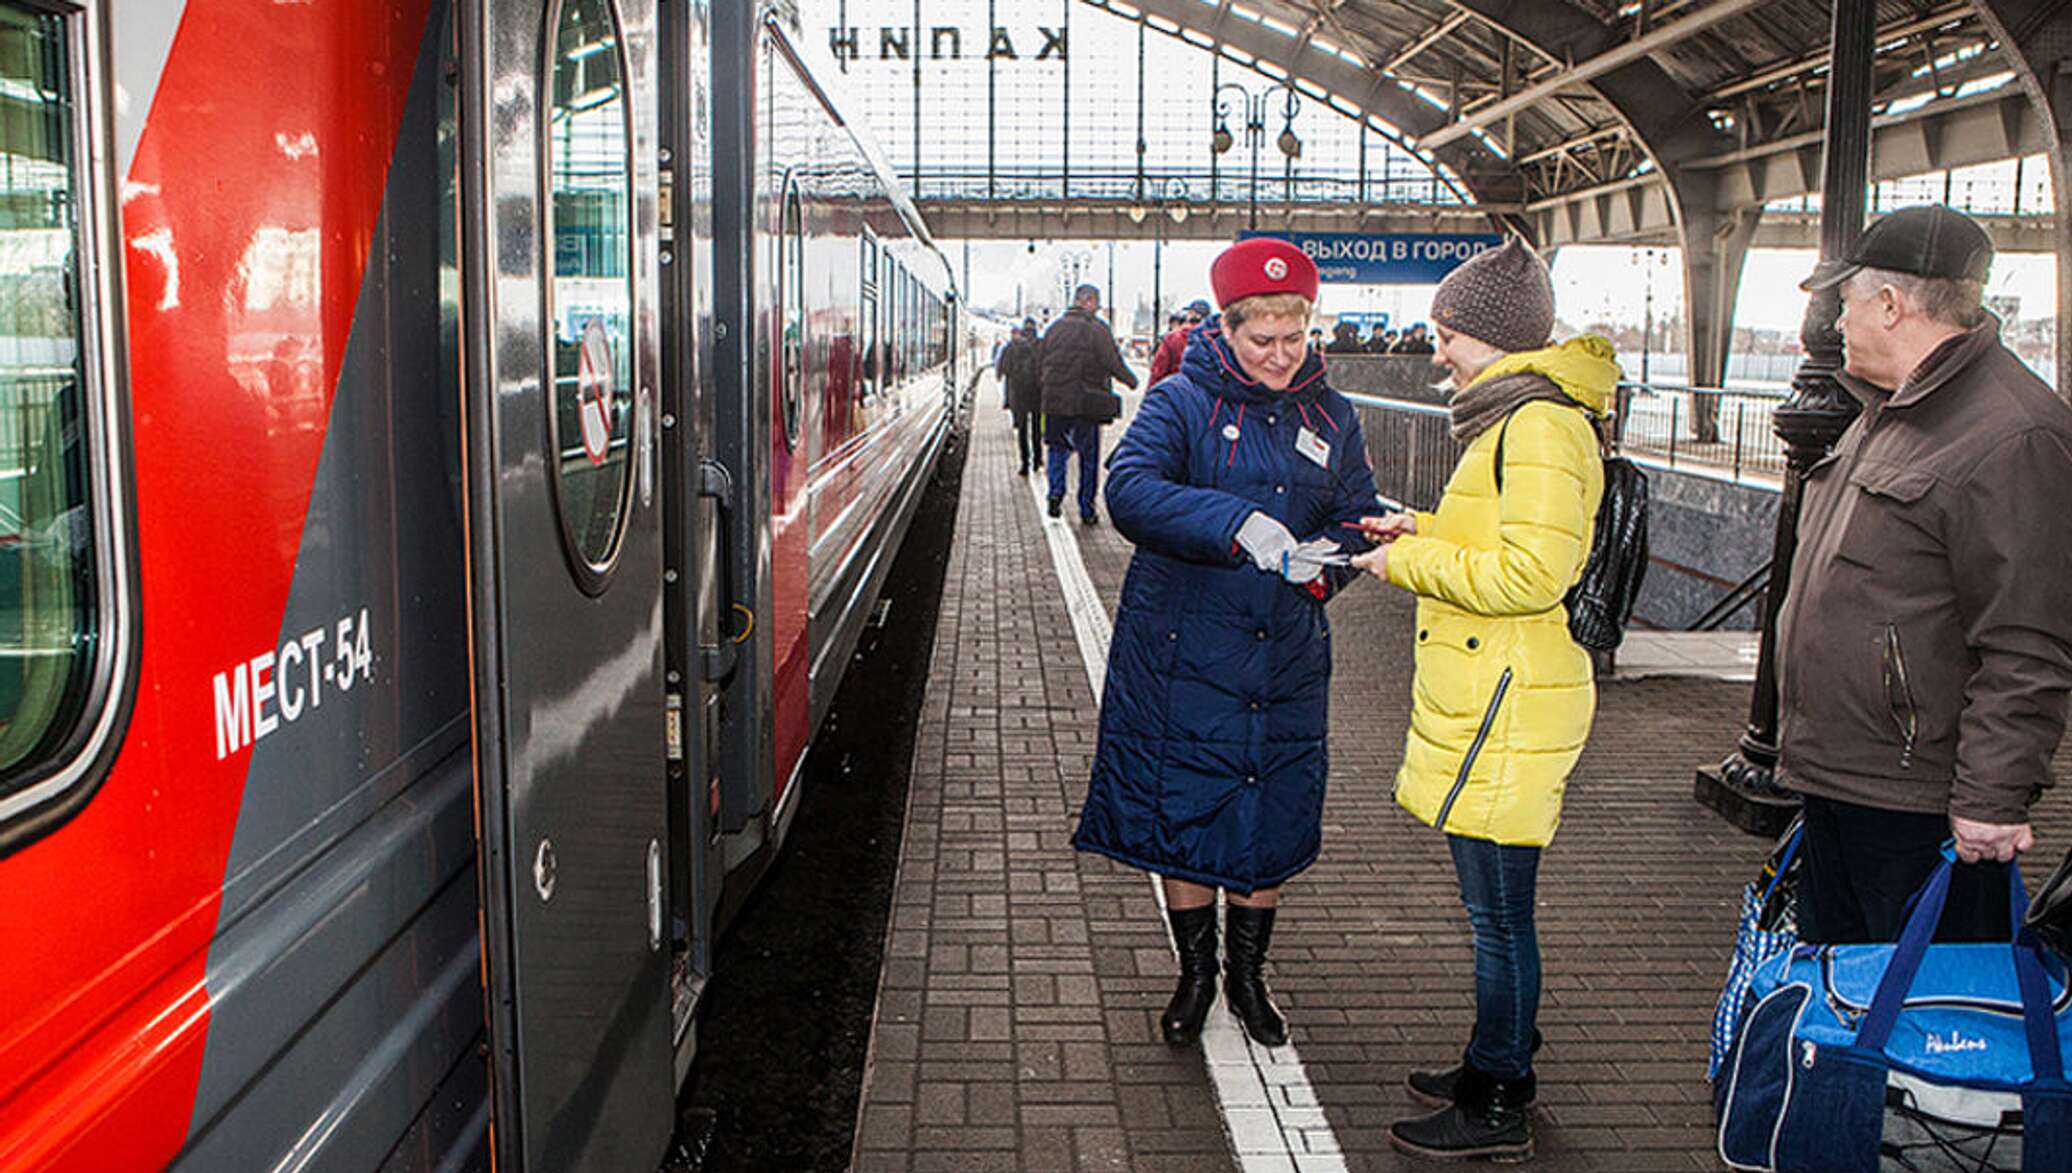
[1973,0,2072,399]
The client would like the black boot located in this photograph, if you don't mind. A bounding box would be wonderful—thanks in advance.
[1407,1030,1543,1105]
[1047,496,1063,518]
[1223,905,1288,1046]
[1390,1065,1535,1163]
[1161,905,1219,1045]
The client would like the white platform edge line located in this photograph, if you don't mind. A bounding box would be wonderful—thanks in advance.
[1027,463,1349,1173]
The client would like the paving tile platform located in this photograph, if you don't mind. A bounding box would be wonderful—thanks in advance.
[1612,631,1760,683]
[849,374,2072,1172]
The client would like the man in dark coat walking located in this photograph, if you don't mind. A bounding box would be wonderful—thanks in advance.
[997,321,1043,475]
[1037,284,1139,524]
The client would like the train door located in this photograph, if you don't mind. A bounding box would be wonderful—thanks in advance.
[658,0,726,1081]
[455,0,672,1169]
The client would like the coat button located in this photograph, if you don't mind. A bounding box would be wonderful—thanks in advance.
[1249,701,1262,711]
[1267,415,1277,426]
[1467,637,1480,650]
[1246,774,1257,784]
[1168,631,1178,641]
[1275,484,1285,494]
[1418,629,1429,642]
[1255,629,1268,640]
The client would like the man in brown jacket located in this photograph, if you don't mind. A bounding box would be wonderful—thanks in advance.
[1779,205,2072,943]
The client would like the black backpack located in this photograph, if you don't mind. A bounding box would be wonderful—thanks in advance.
[1494,411,1649,651]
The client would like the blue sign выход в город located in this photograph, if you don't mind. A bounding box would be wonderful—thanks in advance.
[1239,231,1505,285]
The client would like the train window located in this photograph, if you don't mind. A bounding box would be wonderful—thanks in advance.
[0,1,134,836]
[858,232,877,401]
[543,0,635,586]
[777,173,804,449]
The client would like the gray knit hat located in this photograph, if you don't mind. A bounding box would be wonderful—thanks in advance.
[1430,238,1554,353]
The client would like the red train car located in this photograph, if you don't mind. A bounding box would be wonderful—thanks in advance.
[0,1,971,1169]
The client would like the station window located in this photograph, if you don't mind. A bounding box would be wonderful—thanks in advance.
[0,0,133,837]
[777,173,804,449]
[544,0,635,587]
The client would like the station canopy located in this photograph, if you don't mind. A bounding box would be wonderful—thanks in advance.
[810,1,2048,247]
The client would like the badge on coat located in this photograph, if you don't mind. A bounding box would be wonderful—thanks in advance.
[1222,423,1241,442]
[1295,426,1330,469]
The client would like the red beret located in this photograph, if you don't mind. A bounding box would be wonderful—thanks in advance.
[1211,237,1320,308]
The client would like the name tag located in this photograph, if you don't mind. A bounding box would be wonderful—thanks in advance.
[1295,426,1330,470]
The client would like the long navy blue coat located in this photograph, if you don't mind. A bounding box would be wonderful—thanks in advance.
[1072,319,1379,893]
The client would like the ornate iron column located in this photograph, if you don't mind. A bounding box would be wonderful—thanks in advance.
[1694,0,1875,836]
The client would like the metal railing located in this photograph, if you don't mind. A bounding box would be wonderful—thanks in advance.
[1613,383,1787,487]
[1342,393,1454,511]
[0,369,66,477]
[1345,381,1791,509]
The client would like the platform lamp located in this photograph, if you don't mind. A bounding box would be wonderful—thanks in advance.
[1130,178,1191,331]
[1212,81,1301,231]
[1694,0,1876,838]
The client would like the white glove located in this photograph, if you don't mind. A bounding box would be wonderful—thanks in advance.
[1235,512,1297,575]
[1282,538,1345,586]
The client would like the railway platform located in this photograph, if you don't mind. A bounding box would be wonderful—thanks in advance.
[848,372,2072,1172]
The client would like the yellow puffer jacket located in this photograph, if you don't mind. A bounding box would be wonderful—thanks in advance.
[1384,337,1620,846]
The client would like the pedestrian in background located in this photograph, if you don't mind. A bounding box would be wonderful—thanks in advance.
[997,321,1044,476]
[1350,238,1619,1163]
[1073,239,1378,1052]
[1394,323,1436,355]
[1150,298,1211,387]
[1037,284,1139,525]
[1325,321,1366,354]
[1777,205,2072,945]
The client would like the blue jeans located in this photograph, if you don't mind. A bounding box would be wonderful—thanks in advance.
[1045,416,1100,516]
[1448,834,1543,1079]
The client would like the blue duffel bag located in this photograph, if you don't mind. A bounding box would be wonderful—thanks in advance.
[1715,856,2072,1172]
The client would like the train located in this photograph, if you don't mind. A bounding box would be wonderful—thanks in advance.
[0,1,986,1169]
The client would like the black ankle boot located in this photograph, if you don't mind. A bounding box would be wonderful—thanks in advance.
[1406,1030,1543,1105]
[1161,905,1219,1045]
[1390,1065,1535,1163]
[1223,905,1288,1046]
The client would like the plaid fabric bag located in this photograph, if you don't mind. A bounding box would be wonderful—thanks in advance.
[1709,815,1803,1082]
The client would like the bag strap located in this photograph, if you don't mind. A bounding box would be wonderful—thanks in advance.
[1493,415,1508,493]
[1758,821,1804,907]
[1491,401,1609,494]
[1857,857,2060,1080]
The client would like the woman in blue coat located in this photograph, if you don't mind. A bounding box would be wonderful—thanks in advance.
[1072,239,1378,1047]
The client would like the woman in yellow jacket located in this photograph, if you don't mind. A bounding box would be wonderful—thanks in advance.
[1350,239,1618,1164]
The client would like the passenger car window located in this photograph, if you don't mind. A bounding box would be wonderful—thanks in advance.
[544,0,635,583]
[858,232,877,401]
[778,174,804,449]
[0,0,132,840]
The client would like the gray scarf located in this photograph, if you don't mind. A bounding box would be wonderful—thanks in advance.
[1448,370,1576,445]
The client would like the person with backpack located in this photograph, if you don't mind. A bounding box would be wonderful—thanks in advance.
[998,321,1044,476]
[1348,238,1620,1164]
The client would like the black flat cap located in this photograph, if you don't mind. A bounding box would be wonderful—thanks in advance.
[1801,204,1993,292]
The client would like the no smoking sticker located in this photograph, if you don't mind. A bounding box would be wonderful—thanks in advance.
[577,320,615,466]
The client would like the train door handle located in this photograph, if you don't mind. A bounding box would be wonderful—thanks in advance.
[697,459,740,682]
